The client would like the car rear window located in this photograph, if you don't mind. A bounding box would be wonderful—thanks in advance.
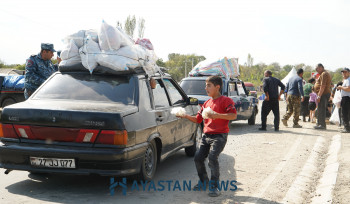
[33,73,136,104]
[180,80,207,95]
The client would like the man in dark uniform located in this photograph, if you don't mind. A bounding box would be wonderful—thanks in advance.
[259,70,286,131]
[24,43,56,99]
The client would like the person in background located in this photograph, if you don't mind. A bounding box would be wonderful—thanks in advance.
[24,43,56,99]
[309,87,318,123]
[259,70,285,131]
[313,63,332,130]
[301,78,315,122]
[337,68,350,133]
[282,68,304,128]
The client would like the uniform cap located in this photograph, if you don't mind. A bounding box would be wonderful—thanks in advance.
[41,43,56,52]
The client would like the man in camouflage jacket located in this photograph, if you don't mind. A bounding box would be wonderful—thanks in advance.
[24,43,57,99]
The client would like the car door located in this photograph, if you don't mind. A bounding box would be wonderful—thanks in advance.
[227,81,243,120]
[151,78,177,154]
[162,78,196,148]
[236,81,252,118]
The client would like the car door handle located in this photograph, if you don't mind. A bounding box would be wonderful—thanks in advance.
[156,117,164,122]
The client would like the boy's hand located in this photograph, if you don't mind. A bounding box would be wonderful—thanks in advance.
[207,113,217,119]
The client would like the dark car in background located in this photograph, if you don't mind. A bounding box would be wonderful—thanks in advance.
[0,66,201,180]
[180,76,259,125]
[244,82,257,98]
[0,71,25,108]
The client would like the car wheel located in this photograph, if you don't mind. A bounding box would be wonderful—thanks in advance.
[2,98,16,108]
[139,140,157,181]
[185,125,202,157]
[248,108,256,125]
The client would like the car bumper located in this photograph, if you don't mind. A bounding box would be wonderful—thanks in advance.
[0,141,148,176]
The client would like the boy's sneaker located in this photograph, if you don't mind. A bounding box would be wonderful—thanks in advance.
[282,119,288,127]
[208,187,221,197]
[193,181,209,191]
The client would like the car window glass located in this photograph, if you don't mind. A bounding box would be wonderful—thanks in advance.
[237,82,245,95]
[180,80,207,95]
[229,83,237,96]
[163,79,185,105]
[152,80,170,108]
[140,79,152,110]
[33,73,135,104]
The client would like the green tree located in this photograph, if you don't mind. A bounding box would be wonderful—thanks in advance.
[124,15,136,37]
[138,17,145,38]
[283,64,293,72]
[246,53,254,67]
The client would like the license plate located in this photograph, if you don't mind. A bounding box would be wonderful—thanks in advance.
[30,157,76,168]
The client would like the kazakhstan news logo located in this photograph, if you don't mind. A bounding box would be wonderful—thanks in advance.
[110,177,238,196]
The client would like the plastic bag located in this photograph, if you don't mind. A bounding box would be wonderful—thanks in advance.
[136,38,154,50]
[202,107,217,119]
[98,20,122,51]
[333,90,342,108]
[115,45,146,61]
[79,35,101,73]
[330,106,340,125]
[63,30,99,48]
[171,107,186,117]
[60,39,79,60]
[96,51,140,71]
[59,55,82,67]
[116,27,134,47]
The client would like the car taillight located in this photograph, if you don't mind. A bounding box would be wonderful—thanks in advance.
[95,130,128,145]
[76,129,99,143]
[14,125,34,139]
[0,124,19,139]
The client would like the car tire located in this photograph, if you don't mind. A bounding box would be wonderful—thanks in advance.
[248,108,256,125]
[185,125,202,157]
[2,98,16,108]
[139,140,157,181]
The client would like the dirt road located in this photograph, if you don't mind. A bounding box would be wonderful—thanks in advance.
[0,101,349,204]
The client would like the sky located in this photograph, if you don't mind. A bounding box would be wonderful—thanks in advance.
[0,0,349,71]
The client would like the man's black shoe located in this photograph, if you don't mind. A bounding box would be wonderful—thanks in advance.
[314,125,326,130]
[259,128,267,131]
[275,128,279,132]
[193,181,209,191]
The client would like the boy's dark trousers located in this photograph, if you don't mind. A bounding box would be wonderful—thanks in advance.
[194,133,228,187]
[261,98,280,129]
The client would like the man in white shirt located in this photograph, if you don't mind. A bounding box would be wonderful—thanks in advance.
[337,68,350,133]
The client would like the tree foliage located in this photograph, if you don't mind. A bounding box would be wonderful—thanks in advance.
[124,15,137,37]
[138,17,146,38]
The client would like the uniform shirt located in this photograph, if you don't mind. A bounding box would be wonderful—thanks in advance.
[263,76,285,99]
[341,77,350,97]
[24,53,56,92]
[196,96,236,134]
[285,75,304,97]
[314,71,332,95]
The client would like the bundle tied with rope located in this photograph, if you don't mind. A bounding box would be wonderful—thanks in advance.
[59,20,160,76]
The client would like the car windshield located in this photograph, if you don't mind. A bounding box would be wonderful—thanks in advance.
[180,80,207,95]
[246,86,255,91]
[33,73,136,104]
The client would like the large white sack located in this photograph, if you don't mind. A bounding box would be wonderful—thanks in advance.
[115,44,146,61]
[60,39,79,60]
[96,52,140,71]
[59,55,81,67]
[62,30,99,48]
[116,27,134,47]
[98,21,122,51]
[80,36,101,73]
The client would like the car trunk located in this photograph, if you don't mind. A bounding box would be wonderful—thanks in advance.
[1,100,137,144]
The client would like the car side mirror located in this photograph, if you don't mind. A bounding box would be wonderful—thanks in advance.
[189,97,199,105]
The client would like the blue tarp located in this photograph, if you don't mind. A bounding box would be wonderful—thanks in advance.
[2,75,25,90]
